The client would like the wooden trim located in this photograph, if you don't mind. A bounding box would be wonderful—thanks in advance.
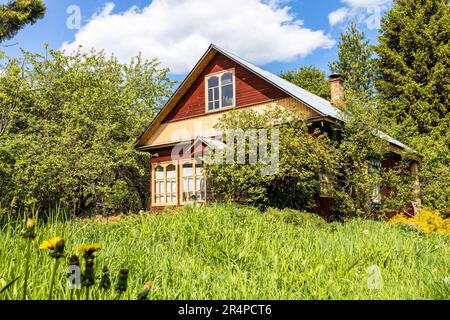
[179,158,207,205]
[204,68,236,113]
[151,160,179,207]
[136,46,218,147]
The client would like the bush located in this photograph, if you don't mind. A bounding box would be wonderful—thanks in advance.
[389,209,450,235]
[205,99,416,219]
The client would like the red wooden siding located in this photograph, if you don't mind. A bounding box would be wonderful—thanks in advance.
[163,52,289,122]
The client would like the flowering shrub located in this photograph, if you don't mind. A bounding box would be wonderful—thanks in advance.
[389,209,450,235]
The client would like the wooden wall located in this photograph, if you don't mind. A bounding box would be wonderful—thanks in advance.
[163,52,289,122]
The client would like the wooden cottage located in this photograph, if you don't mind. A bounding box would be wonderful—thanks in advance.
[135,44,420,215]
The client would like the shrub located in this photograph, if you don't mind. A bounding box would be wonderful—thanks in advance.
[389,209,450,235]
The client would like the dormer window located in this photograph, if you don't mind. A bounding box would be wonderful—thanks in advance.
[205,69,235,111]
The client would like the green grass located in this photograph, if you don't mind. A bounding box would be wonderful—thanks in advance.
[0,204,449,300]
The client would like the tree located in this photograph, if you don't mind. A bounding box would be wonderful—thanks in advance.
[374,0,450,134]
[204,106,338,211]
[279,66,331,99]
[204,99,415,218]
[329,21,375,98]
[0,48,173,214]
[0,0,46,42]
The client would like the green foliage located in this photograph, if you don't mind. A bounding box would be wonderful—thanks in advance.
[0,204,448,299]
[372,0,450,211]
[331,97,416,217]
[204,106,338,212]
[407,133,450,211]
[0,48,173,214]
[374,0,450,134]
[329,21,375,98]
[279,66,331,99]
[204,101,416,218]
[0,0,46,42]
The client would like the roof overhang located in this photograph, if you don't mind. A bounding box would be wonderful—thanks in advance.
[135,43,419,161]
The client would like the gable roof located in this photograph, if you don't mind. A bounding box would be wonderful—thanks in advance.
[136,44,413,154]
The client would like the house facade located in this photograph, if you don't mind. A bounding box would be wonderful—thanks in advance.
[135,44,420,215]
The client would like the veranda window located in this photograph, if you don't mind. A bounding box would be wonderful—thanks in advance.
[152,162,178,206]
[206,70,235,111]
[182,161,206,203]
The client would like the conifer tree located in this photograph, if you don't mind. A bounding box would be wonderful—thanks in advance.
[374,0,450,134]
[329,21,375,98]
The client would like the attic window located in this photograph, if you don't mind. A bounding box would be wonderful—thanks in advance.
[205,69,235,111]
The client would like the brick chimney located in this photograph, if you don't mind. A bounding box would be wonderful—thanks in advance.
[329,73,345,109]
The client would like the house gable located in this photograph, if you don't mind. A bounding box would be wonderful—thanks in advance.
[136,45,322,149]
[163,52,289,122]
[135,44,415,157]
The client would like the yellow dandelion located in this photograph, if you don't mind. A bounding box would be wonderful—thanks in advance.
[77,243,102,260]
[77,243,102,253]
[39,236,63,250]
[26,218,35,231]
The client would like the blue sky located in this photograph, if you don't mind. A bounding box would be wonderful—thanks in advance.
[1,0,393,81]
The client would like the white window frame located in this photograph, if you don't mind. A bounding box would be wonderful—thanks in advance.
[151,161,178,207]
[205,68,236,113]
[180,159,207,204]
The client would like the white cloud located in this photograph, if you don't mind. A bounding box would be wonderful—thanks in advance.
[328,8,350,26]
[342,0,391,7]
[328,0,393,29]
[61,0,334,74]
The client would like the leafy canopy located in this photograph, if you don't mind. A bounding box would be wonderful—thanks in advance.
[0,47,173,214]
[0,0,46,42]
[279,66,331,100]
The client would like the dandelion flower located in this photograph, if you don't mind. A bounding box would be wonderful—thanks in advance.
[40,237,65,300]
[40,236,63,250]
[137,281,153,300]
[21,217,36,239]
[99,266,111,291]
[77,243,102,260]
[82,260,95,287]
[40,237,65,258]
[116,268,129,294]
[22,216,36,299]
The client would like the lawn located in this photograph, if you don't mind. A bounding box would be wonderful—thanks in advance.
[0,204,448,300]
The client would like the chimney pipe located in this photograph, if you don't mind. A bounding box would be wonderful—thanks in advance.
[329,73,345,109]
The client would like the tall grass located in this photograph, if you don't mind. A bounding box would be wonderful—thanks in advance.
[0,204,448,299]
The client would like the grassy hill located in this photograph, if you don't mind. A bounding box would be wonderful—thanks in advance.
[0,204,449,300]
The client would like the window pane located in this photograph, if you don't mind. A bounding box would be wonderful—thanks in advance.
[213,87,219,101]
[208,76,218,88]
[214,101,220,110]
[221,72,233,85]
[166,165,176,179]
[222,84,233,107]
[208,102,214,111]
[208,88,213,102]
[195,163,203,176]
[155,166,164,179]
[183,163,193,177]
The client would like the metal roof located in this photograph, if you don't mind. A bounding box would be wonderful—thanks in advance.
[212,44,345,121]
[211,44,412,151]
[136,43,413,152]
